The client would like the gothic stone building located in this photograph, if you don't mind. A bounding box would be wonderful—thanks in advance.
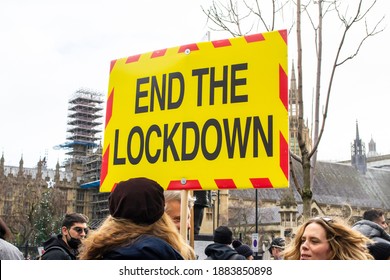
[0,155,94,235]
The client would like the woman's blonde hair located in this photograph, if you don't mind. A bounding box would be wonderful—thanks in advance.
[283,217,374,260]
[78,213,195,260]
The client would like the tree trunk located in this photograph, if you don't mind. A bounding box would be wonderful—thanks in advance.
[301,151,312,218]
[296,0,312,219]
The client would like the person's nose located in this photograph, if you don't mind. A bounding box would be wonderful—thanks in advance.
[301,240,309,250]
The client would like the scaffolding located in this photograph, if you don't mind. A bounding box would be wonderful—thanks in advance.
[54,88,109,222]
[83,145,103,182]
[60,88,104,177]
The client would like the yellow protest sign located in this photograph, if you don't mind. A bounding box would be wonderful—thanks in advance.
[100,30,288,192]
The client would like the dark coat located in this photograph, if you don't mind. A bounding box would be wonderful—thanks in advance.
[352,220,390,260]
[102,235,184,260]
[204,243,246,260]
[41,234,76,260]
[367,240,390,260]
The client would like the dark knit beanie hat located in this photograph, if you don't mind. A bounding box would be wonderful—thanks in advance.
[233,240,253,258]
[213,226,233,244]
[108,177,165,225]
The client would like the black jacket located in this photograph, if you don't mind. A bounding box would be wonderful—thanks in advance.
[41,234,77,260]
[102,235,184,260]
[352,220,390,260]
[204,243,246,260]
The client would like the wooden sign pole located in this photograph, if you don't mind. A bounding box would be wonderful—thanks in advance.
[179,190,189,241]
[189,190,194,248]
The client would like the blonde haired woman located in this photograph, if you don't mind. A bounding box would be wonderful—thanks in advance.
[283,217,373,260]
[79,177,195,260]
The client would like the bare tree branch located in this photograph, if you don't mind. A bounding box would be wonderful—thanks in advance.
[309,0,385,158]
[201,0,254,37]
[336,17,385,66]
[201,0,386,220]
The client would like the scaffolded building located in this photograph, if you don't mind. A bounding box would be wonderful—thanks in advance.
[55,88,105,218]
[60,88,104,181]
[63,88,111,225]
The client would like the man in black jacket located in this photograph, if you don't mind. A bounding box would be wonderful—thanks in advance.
[352,209,390,260]
[41,213,89,260]
[352,209,390,242]
[362,209,388,230]
[204,226,246,260]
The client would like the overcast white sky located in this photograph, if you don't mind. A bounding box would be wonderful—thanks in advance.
[0,0,388,168]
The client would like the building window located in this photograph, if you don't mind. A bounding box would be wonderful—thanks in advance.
[76,206,84,213]
[77,191,85,201]
[4,201,12,216]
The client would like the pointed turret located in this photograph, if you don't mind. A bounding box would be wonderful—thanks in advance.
[351,121,367,174]
[290,60,297,92]
[55,160,60,183]
[0,152,4,177]
[355,120,360,140]
[37,158,43,180]
[367,135,378,158]
[18,155,24,177]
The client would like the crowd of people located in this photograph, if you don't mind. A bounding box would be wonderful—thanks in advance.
[1,176,389,260]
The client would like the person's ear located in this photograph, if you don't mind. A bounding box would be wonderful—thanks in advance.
[61,226,68,236]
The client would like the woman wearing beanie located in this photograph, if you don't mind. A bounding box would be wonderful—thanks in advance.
[233,240,254,260]
[78,177,195,260]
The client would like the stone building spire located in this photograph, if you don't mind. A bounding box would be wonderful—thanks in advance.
[37,158,43,180]
[18,155,24,177]
[351,121,367,174]
[0,153,4,177]
[54,160,60,183]
[367,136,378,158]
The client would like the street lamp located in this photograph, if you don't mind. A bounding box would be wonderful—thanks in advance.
[255,189,258,259]
[211,191,217,232]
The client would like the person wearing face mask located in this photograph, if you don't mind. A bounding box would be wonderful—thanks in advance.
[40,213,89,260]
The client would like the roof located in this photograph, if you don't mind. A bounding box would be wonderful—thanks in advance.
[231,160,390,210]
[310,161,390,209]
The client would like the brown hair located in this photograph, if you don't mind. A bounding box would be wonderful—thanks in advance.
[78,213,195,260]
[363,209,385,221]
[283,217,374,260]
[0,217,12,241]
[61,213,89,228]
